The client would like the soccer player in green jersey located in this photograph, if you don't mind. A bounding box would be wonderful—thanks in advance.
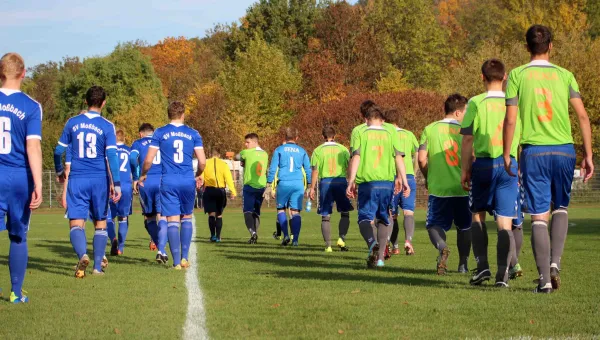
[347,106,410,268]
[349,100,376,155]
[240,133,269,244]
[461,59,521,287]
[309,126,354,252]
[385,109,419,256]
[418,94,472,275]
[503,25,594,293]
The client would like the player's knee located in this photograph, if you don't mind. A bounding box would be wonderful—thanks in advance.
[341,212,350,218]
[322,215,331,222]
[552,208,568,215]
[8,233,25,244]
[403,210,414,216]
[119,216,127,222]
[290,209,300,215]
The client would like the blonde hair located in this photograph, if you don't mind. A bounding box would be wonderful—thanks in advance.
[116,129,125,142]
[0,53,25,82]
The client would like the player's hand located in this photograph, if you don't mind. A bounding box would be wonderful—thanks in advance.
[112,185,122,203]
[195,176,203,189]
[503,155,516,177]
[29,185,43,210]
[309,188,316,201]
[402,181,410,198]
[581,155,594,183]
[138,175,147,187]
[133,181,139,194]
[56,171,66,184]
[461,170,471,191]
[346,182,356,199]
[263,186,273,199]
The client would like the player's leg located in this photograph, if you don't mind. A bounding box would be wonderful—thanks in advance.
[139,186,158,250]
[521,145,553,293]
[426,196,452,275]
[4,171,33,302]
[288,182,306,246]
[66,177,93,278]
[548,144,577,290]
[389,193,401,253]
[333,178,353,251]
[89,177,112,275]
[454,197,472,273]
[107,201,118,255]
[203,187,217,241]
[215,188,227,242]
[243,186,262,243]
[401,175,417,255]
[319,179,334,251]
[374,181,394,267]
[179,177,196,267]
[276,183,293,245]
[115,184,133,254]
[509,185,525,279]
[252,187,265,243]
[357,182,378,268]
[468,158,492,282]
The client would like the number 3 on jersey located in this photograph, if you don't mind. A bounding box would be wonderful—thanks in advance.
[174,140,183,164]
[443,140,459,166]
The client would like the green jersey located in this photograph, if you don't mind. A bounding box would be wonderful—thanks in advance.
[461,91,521,158]
[396,128,418,175]
[506,60,580,146]
[351,124,403,184]
[240,147,269,189]
[311,142,350,179]
[420,119,468,197]
[350,122,398,153]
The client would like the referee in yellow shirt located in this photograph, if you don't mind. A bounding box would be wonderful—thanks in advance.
[202,149,238,242]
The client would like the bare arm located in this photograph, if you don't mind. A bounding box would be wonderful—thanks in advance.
[502,106,518,176]
[346,155,360,198]
[395,155,409,197]
[570,98,594,182]
[460,135,474,191]
[26,139,43,209]
[194,148,206,177]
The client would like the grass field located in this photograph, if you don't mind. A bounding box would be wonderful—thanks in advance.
[1,207,599,339]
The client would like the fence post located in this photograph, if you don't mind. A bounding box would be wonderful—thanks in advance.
[48,171,52,208]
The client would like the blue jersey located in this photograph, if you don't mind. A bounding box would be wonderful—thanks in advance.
[131,135,161,177]
[150,123,203,176]
[267,142,311,184]
[0,89,42,169]
[116,143,133,185]
[57,111,117,178]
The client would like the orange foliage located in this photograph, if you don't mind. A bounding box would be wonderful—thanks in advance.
[143,36,195,97]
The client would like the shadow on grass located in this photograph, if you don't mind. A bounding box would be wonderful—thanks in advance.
[0,255,71,277]
[265,269,449,287]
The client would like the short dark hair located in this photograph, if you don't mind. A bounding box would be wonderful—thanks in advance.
[322,126,335,140]
[526,25,552,55]
[444,94,468,115]
[481,59,505,82]
[360,100,376,118]
[139,123,154,133]
[168,101,185,120]
[86,86,106,108]
[365,106,385,120]
[284,127,298,141]
[384,108,400,125]
[245,133,259,141]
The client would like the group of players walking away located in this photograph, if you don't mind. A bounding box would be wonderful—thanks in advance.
[0,24,595,303]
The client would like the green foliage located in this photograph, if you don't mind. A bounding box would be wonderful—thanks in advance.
[219,38,302,144]
[376,67,411,93]
[587,0,600,38]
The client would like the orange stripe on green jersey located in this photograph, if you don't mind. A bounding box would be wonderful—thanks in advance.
[240,147,269,189]
[461,91,521,159]
[506,60,580,146]
[352,124,403,185]
[311,142,350,179]
[419,119,468,197]
[396,128,418,176]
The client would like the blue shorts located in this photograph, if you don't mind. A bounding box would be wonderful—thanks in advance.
[0,168,34,242]
[470,156,518,218]
[109,182,133,217]
[390,174,417,215]
[161,175,196,217]
[276,181,305,211]
[318,177,354,216]
[139,175,161,215]
[358,181,394,225]
[513,187,524,228]
[426,196,471,231]
[67,176,110,221]
[521,144,576,215]
[243,185,265,215]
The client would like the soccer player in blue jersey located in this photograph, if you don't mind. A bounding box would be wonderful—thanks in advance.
[131,123,163,256]
[0,53,43,303]
[139,101,206,269]
[54,86,122,278]
[265,127,311,246]
[108,129,136,255]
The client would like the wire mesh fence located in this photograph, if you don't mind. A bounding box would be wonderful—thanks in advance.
[40,170,600,210]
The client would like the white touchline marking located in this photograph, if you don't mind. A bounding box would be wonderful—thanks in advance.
[184,214,209,340]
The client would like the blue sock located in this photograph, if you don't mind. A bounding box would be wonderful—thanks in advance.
[277,212,289,238]
[167,222,181,266]
[290,214,301,243]
[147,219,159,245]
[69,226,87,259]
[107,216,116,242]
[180,218,193,260]
[9,237,27,296]
[157,219,168,254]
[117,220,128,252]
[93,229,108,271]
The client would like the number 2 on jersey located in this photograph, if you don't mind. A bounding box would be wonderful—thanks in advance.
[119,152,128,172]
[443,140,459,166]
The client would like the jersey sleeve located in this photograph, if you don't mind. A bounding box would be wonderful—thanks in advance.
[65,145,72,164]
[506,70,519,106]
[150,129,161,149]
[267,148,280,183]
[194,130,204,149]
[460,100,477,135]
[105,122,117,150]
[26,102,42,140]
[303,151,312,185]
[239,150,246,168]
[568,73,581,99]
[342,146,350,166]
[419,127,429,151]
[392,131,404,157]
[411,133,419,153]
[351,130,361,156]
[310,148,319,170]
[58,120,72,147]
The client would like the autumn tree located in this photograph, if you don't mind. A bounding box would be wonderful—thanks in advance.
[299,38,345,102]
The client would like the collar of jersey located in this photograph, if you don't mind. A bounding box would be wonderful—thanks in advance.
[366,125,384,130]
[440,118,459,124]
[117,142,125,145]
[323,141,337,146]
[529,60,552,66]
[0,88,20,95]
[84,111,101,119]
[170,123,184,127]
[486,91,505,98]
[255,147,263,151]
